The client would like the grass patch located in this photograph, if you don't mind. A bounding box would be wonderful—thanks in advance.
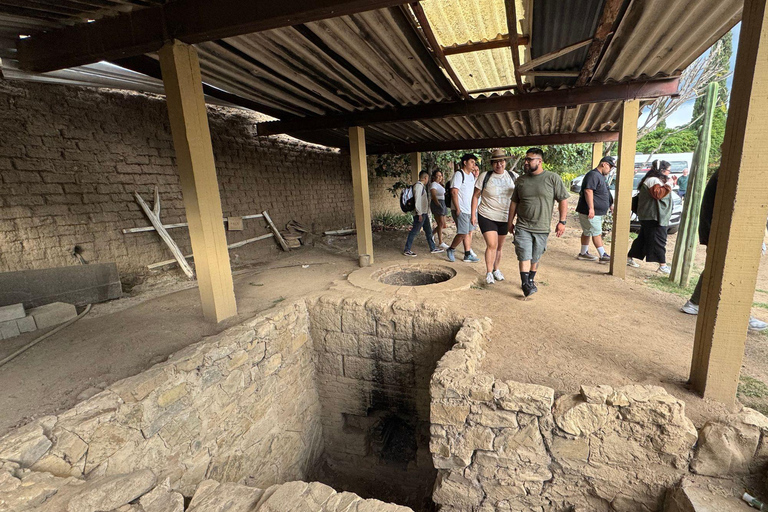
[757,289,768,295]
[373,211,413,230]
[753,302,768,310]
[645,274,700,297]
[739,375,768,399]
[272,297,285,305]
[629,232,638,240]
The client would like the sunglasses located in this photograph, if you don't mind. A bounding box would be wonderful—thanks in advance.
[524,157,541,162]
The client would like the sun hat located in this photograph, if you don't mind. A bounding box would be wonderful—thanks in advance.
[489,149,510,161]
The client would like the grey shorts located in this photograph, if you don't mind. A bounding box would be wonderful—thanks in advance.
[579,213,603,237]
[452,210,475,235]
[514,228,549,263]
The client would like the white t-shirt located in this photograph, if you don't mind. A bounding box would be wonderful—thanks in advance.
[475,171,516,222]
[450,171,476,214]
[430,182,445,201]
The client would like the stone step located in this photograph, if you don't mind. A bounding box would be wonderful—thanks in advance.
[665,480,755,511]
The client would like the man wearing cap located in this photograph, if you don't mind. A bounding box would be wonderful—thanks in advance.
[575,156,615,263]
[446,153,480,263]
[471,149,518,284]
[507,147,570,298]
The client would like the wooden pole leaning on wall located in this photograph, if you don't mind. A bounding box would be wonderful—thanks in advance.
[349,126,374,267]
[591,142,604,169]
[670,82,719,286]
[609,100,639,278]
[410,152,422,184]
[690,0,768,405]
[159,40,237,323]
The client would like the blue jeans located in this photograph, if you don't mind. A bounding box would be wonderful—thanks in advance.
[404,214,436,252]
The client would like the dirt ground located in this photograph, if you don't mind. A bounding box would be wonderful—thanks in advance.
[2,199,768,435]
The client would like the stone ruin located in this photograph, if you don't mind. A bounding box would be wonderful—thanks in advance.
[0,292,767,511]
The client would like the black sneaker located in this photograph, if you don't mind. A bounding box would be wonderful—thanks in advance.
[522,282,533,297]
[529,281,538,296]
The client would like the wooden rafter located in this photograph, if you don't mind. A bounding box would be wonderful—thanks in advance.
[16,0,410,72]
[367,131,619,154]
[503,0,525,93]
[442,34,530,56]
[410,2,470,99]
[576,0,624,86]
[518,38,594,73]
[256,77,680,136]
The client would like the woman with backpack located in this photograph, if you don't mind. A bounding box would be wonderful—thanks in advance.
[429,170,449,249]
[471,149,518,284]
[627,160,674,273]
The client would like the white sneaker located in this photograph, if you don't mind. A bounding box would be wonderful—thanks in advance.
[485,272,495,284]
[749,317,768,332]
[681,300,699,315]
[469,249,478,258]
[439,242,449,249]
[657,265,671,274]
[627,258,640,268]
[492,269,505,281]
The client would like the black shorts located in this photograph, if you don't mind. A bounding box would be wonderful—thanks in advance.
[478,214,509,235]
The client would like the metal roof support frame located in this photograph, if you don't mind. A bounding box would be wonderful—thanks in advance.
[503,0,525,92]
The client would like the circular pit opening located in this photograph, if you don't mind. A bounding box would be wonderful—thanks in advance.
[373,264,456,286]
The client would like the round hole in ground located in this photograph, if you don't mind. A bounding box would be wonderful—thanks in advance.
[373,264,456,286]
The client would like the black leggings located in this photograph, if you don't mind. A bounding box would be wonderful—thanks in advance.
[628,220,668,263]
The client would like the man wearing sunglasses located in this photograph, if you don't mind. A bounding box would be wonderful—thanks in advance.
[507,148,570,298]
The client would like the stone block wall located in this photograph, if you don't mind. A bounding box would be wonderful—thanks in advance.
[0,79,398,277]
[0,300,323,497]
[307,294,460,508]
[430,318,768,512]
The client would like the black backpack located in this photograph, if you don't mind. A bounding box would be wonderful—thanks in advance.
[399,184,416,213]
[481,170,517,191]
[444,171,465,210]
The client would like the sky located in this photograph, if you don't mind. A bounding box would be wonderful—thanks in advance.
[663,23,740,128]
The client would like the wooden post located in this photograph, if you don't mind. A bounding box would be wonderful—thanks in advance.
[670,82,719,286]
[591,142,604,169]
[349,126,374,266]
[690,0,768,405]
[410,152,421,183]
[159,40,237,323]
[609,100,639,278]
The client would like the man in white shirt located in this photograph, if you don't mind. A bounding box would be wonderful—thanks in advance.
[404,171,445,257]
[446,154,480,263]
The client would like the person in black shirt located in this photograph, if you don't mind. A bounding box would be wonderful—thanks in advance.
[575,156,615,262]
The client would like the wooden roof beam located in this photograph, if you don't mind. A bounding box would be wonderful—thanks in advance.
[503,0,524,92]
[16,0,410,72]
[442,34,530,56]
[256,77,680,136]
[576,0,624,86]
[367,131,619,154]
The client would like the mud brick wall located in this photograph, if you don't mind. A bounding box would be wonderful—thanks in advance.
[0,79,398,277]
[307,294,459,508]
[0,300,323,497]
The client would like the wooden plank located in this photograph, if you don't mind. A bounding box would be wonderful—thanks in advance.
[410,152,421,183]
[518,38,594,73]
[350,126,374,266]
[263,210,290,252]
[576,0,624,86]
[689,0,768,405]
[410,2,470,99]
[503,0,524,92]
[591,142,604,168]
[256,78,680,136]
[135,191,195,279]
[442,35,529,56]
[609,100,639,278]
[17,0,410,72]
[159,40,237,323]
[122,213,264,234]
[368,131,619,154]
[148,234,274,269]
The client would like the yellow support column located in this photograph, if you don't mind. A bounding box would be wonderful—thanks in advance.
[159,40,237,323]
[609,100,639,278]
[410,152,422,183]
[349,126,374,266]
[690,0,768,405]
[591,142,603,169]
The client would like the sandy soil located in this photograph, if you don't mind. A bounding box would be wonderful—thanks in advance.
[2,202,767,435]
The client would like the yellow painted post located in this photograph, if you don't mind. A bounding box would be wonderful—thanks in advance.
[410,152,422,183]
[159,40,237,323]
[349,126,374,266]
[609,100,639,278]
[591,142,604,169]
[689,0,768,405]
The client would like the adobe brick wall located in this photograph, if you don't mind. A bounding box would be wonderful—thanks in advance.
[0,79,399,278]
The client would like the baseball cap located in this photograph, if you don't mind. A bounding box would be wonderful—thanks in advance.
[600,156,616,168]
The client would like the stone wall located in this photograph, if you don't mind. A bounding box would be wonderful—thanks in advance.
[0,78,399,277]
[307,294,460,509]
[430,318,768,511]
[0,300,323,497]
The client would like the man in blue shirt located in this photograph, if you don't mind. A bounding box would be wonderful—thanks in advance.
[575,156,615,263]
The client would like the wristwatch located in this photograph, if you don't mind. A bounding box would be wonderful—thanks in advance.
[558,220,567,225]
